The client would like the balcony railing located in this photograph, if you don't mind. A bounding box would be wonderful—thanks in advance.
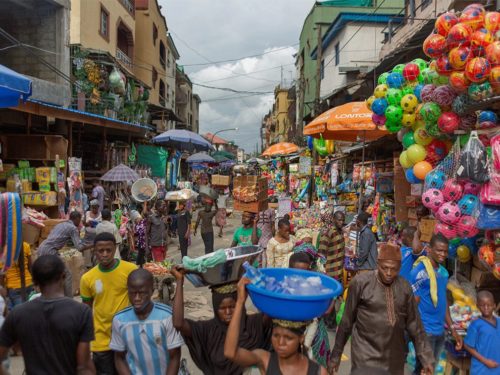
[118,0,135,16]
[116,48,132,71]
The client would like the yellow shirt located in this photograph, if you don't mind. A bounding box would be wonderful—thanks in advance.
[80,260,137,352]
[4,243,33,290]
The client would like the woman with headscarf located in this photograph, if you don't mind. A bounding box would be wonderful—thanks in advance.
[171,266,271,375]
[265,219,295,268]
[224,278,328,375]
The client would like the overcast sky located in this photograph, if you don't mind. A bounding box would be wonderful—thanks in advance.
[159,0,316,152]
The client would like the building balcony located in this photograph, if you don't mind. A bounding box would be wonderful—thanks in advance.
[119,0,135,16]
[116,48,133,71]
[176,90,188,105]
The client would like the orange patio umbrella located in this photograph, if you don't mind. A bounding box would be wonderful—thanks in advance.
[262,142,299,157]
[303,101,387,142]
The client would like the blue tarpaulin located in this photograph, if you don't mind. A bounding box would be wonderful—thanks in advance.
[0,64,32,108]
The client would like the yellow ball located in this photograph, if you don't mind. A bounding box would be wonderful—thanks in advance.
[402,113,416,127]
[366,95,376,110]
[374,84,389,98]
[457,245,471,263]
[401,94,419,113]
[414,127,433,146]
[399,150,414,168]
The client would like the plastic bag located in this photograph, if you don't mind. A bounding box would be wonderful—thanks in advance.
[456,132,490,183]
[477,203,500,230]
[491,133,500,171]
[480,171,500,205]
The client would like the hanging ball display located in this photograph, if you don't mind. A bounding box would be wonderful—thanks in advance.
[422,188,445,211]
[456,244,472,262]
[449,71,471,93]
[371,113,386,126]
[385,105,404,123]
[385,120,402,133]
[427,139,447,160]
[468,81,493,101]
[402,131,416,148]
[399,150,413,168]
[471,29,493,50]
[402,113,416,127]
[386,72,405,88]
[374,84,389,98]
[377,72,390,85]
[413,161,433,180]
[447,23,473,49]
[403,63,420,81]
[486,41,500,65]
[414,127,433,146]
[437,202,462,225]
[405,168,422,184]
[386,88,403,106]
[436,54,454,75]
[371,98,388,116]
[423,33,448,58]
[443,178,464,201]
[407,144,427,164]
[400,94,419,113]
[420,84,437,102]
[420,102,442,123]
[465,57,491,83]
[437,112,461,133]
[432,85,457,107]
[393,64,406,74]
[458,194,479,216]
[425,169,446,189]
[448,46,471,70]
[434,222,457,240]
[460,4,486,31]
[435,12,459,36]
[485,11,500,35]
[366,95,376,110]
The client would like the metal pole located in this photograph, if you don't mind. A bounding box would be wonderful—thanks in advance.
[358,131,366,215]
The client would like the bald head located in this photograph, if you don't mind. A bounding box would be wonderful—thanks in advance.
[128,268,154,289]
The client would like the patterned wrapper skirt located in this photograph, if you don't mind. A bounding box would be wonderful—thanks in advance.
[216,208,227,227]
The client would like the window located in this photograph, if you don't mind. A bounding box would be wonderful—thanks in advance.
[159,80,166,106]
[335,43,340,66]
[159,41,166,69]
[152,67,157,88]
[166,84,170,101]
[99,5,109,40]
[320,59,325,80]
[153,24,158,46]
[167,50,171,68]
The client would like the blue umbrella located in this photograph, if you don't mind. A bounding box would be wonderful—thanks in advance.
[186,152,215,163]
[0,64,32,108]
[152,129,213,152]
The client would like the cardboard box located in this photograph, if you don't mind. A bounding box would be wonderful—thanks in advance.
[408,208,417,219]
[233,176,267,190]
[470,266,499,288]
[233,199,268,213]
[22,222,41,245]
[406,196,419,207]
[23,191,57,206]
[419,218,436,242]
[211,175,230,186]
[411,184,424,196]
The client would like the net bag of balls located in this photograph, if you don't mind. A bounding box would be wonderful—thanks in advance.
[456,131,490,184]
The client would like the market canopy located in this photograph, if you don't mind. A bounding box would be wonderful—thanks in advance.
[303,101,388,142]
[100,164,140,182]
[0,64,32,107]
[262,142,299,157]
[186,152,215,163]
[152,129,213,152]
[212,150,235,160]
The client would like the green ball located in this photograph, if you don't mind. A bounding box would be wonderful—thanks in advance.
[386,88,403,106]
[378,72,389,85]
[385,105,404,124]
[412,58,428,71]
[425,121,441,137]
[487,146,492,159]
[421,68,439,84]
[385,120,402,133]
[401,84,416,96]
[393,64,405,74]
[402,131,416,148]
[432,74,449,86]
[459,134,470,147]
[420,102,441,123]
[450,238,461,246]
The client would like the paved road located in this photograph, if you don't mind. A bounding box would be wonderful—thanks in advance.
[10,211,352,374]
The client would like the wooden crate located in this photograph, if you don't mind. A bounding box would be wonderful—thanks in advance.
[233,199,268,213]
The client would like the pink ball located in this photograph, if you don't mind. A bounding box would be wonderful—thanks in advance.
[434,221,458,239]
[459,114,478,130]
[463,181,481,195]
[422,188,445,211]
[432,85,457,106]
[457,215,479,238]
[420,84,437,102]
[438,112,461,133]
[443,178,464,201]
[372,113,386,126]
[437,201,462,224]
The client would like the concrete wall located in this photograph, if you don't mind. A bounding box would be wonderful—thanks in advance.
[320,23,384,98]
[0,0,71,106]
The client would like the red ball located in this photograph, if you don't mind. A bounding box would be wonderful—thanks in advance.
[460,4,486,31]
[438,112,461,133]
[448,46,471,69]
[424,33,448,58]
[471,29,493,53]
[447,24,472,49]
[436,54,453,75]
[449,71,471,92]
[486,41,500,65]
[465,57,491,82]
[403,63,420,81]
[435,12,459,36]
[427,140,448,160]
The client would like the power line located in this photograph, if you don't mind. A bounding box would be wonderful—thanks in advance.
[192,82,273,94]
[199,63,294,84]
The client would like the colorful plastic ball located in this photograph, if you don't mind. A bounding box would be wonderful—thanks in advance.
[386,72,405,88]
[437,112,460,133]
[424,33,448,58]
[436,54,453,75]
[447,23,473,49]
[433,74,450,86]
[449,71,471,93]
[443,178,464,201]
[448,46,471,69]
[422,188,444,211]
[365,95,376,111]
[468,81,493,100]
[458,194,479,215]
[401,84,417,97]
[478,110,497,124]
[437,202,462,225]
[407,144,427,164]
[371,113,386,126]
[378,72,389,85]
[452,94,469,114]
[405,168,422,184]
[392,64,405,74]
[421,68,439,84]
[463,181,481,195]
[400,94,419,113]
[371,98,388,116]
[459,113,477,130]
[471,29,493,49]
[414,127,433,146]
[397,128,408,143]
[435,12,459,36]
[485,41,500,65]
[460,4,486,31]
[399,150,413,168]
[425,170,446,189]
[385,105,403,123]
[413,83,425,101]
[413,161,433,180]
[420,102,442,123]
[434,222,457,240]
[427,140,447,160]
[412,58,428,71]
[385,120,402,133]
[456,244,472,262]
[425,122,441,138]
[420,84,436,102]
[432,85,457,106]
[457,216,478,239]
[374,84,389,98]
[485,12,500,35]
[489,66,500,92]
[478,120,496,129]
[402,131,415,148]
[465,57,491,83]
[386,88,403,106]
[403,63,420,81]
[402,113,416,127]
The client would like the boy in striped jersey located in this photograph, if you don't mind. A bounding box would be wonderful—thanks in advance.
[110,269,183,375]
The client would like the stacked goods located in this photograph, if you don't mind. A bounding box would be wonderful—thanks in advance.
[233,176,268,213]
[211,175,230,186]
[60,248,85,295]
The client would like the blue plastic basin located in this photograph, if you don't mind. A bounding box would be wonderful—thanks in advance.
[246,268,343,321]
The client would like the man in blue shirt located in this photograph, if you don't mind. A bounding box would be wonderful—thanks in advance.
[399,226,425,282]
[410,233,463,375]
[110,269,183,375]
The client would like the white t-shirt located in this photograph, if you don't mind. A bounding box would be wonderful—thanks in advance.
[217,194,228,209]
